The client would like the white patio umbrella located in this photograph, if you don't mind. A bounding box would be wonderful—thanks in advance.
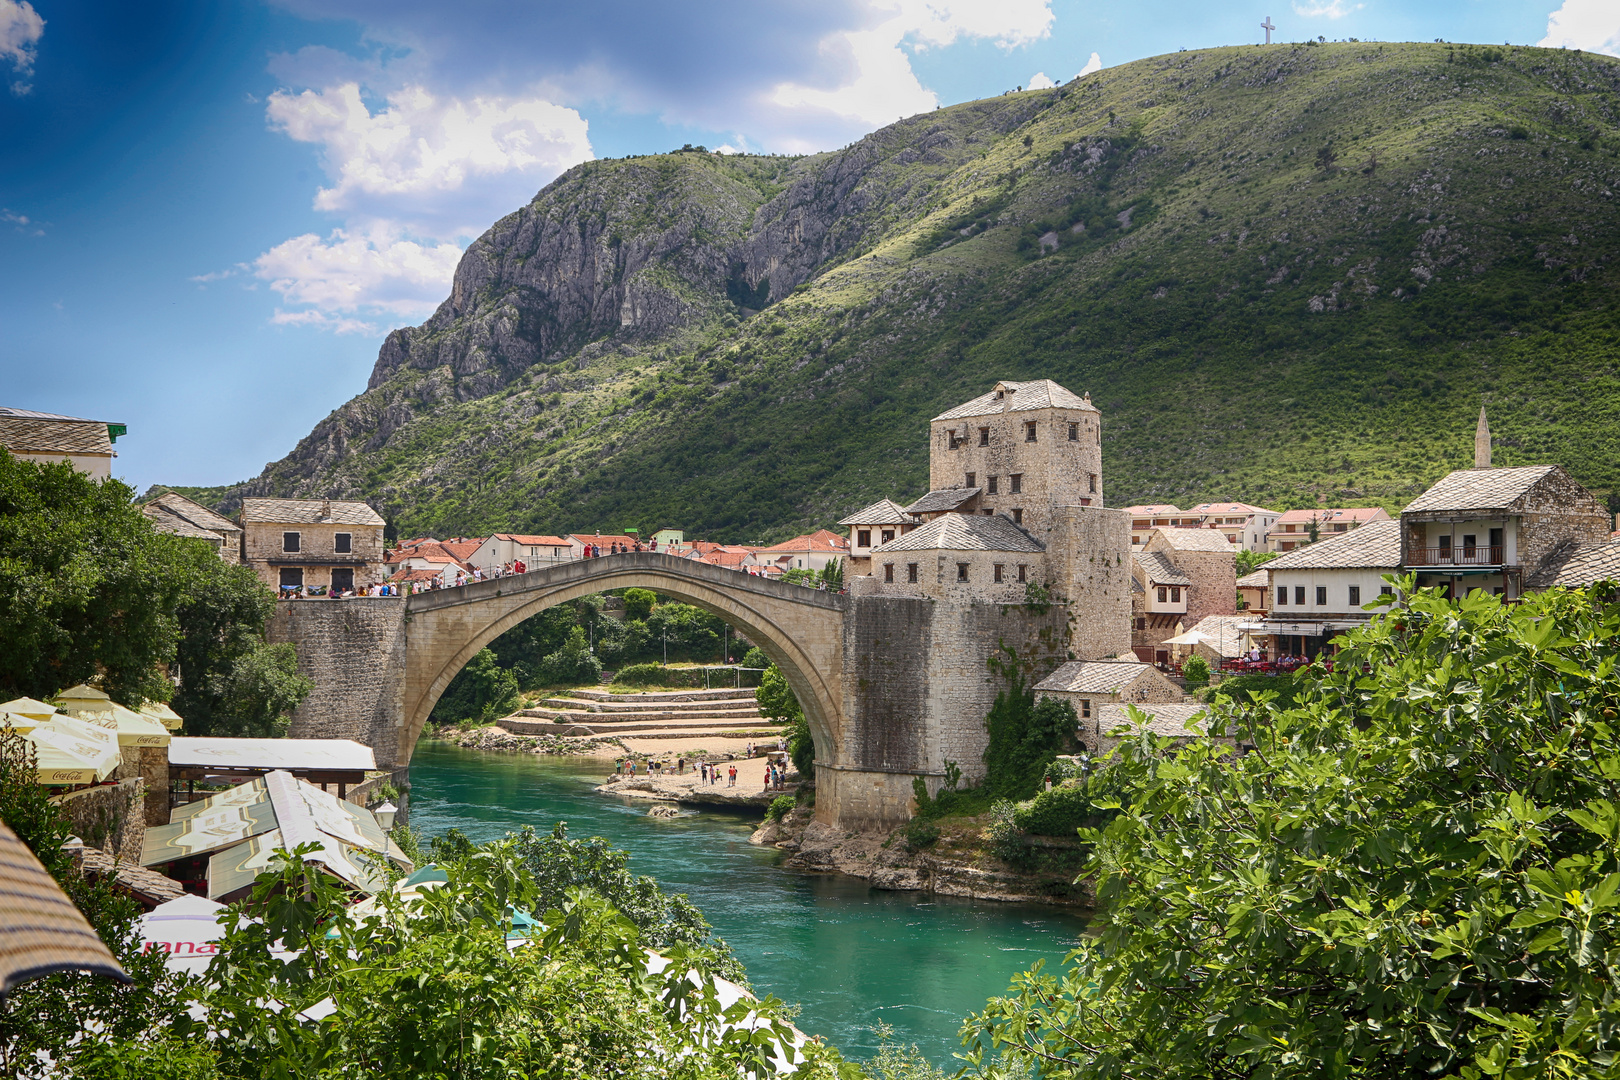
[1161,629,1216,647]
[23,715,122,784]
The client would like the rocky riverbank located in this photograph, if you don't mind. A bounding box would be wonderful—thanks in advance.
[594,767,796,810]
[751,806,1092,908]
[435,724,627,756]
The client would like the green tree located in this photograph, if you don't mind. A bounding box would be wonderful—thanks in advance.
[966,582,1620,1079]
[432,647,522,724]
[168,542,283,736]
[1180,653,1210,691]
[203,641,312,737]
[982,658,1077,800]
[622,587,657,621]
[537,627,604,686]
[819,557,844,591]
[1233,548,1279,577]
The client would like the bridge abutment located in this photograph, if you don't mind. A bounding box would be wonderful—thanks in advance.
[268,597,409,766]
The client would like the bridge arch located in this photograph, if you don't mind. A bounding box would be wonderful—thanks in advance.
[398,553,847,770]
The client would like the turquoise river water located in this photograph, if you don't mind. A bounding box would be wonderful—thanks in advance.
[407,740,1088,1065]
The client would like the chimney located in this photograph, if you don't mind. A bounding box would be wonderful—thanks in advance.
[1474,406,1491,469]
[321,497,332,521]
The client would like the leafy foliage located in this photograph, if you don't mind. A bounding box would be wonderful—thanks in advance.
[431,647,521,725]
[1180,653,1210,692]
[965,583,1620,1079]
[982,660,1078,800]
[1011,782,1094,837]
[536,626,604,686]
[1234,549,1280,577]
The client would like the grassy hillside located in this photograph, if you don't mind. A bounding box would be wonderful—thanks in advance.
[177,42,1620,540]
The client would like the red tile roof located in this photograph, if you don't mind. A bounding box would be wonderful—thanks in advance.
[699,550,753,567]
[495,534,569,546]
[758,529,849,554]
[569,533,642,549]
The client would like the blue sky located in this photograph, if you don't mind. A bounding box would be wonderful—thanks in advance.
[1,0,1614,494]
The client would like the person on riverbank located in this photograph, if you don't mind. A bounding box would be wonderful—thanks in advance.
[677,757,685,774]
[728,764,737,787]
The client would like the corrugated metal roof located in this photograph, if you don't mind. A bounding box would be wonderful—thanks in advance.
[873,512,1044,553]
[932,379,1096,421]
[240,498,385,527]
[1402,465,1559,515]
[1266,519,1402,570]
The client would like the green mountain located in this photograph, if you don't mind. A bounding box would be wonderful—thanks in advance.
[181,42,1620,540]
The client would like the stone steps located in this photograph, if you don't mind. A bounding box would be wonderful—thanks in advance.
[498,715,787,738]
[520,704,762,723]
[533,698,762,718]
[565,687,757,704]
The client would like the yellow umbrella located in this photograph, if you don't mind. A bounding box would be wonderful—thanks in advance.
[0,710,45,736]
[102,704,171,749]
[137,701,184,732]
[51,684,114,723]
[0,698,59,725]
[23,723,121,785]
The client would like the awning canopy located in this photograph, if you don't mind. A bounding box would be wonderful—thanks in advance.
[138,701,185,731]
[0,816,128,995]
[0,698,60,725]
[1161,630,1216,647]
[167,737,376,787]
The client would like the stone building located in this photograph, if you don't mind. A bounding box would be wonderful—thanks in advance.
[0,406,126,479]
[241,498,386,593]
[1034,657,1186,729]
[1253,519,1401,659]
[839,499,919,575]
[143,491,242,563]
[1083,703,1240,757]
[1130,527,1236,664]
[858,514,1045,603]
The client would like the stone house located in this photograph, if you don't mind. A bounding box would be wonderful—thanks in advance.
[1186,501,1280,552]
[756,529,849,573]
[241,498,386,593]
[0,406,126,479]
[1400,464,1611,600]
[839,499,920,575]
[469,533,571,573]
[1130,527,1236,663]
[1268,507,1390,552]
[927,380,1103,549]
[1034,657,1186,730]
[858,513,1046,603]
[142,491,242,563]
[1084,702,1240,757]
[1252,519,1401,659]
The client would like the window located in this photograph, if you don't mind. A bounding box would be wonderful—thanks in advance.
[1088,473,1098,493]
[994,563,1004,582]
[1024,421,1037,442]
[1295,586,1306,605]
[1009,473,1022,494]
[907,563,919,583]
[1489,527,1504,556]
[1438,535,1452,559]
[949,430,962,449]
[1080,698,1091,718]
[1011,508,1023,525]
[956,563,969,582]
[1157,586,1168,602]
[279,567,303,588]
[1315,586,1327,605]
[1170,586,1181,603]
[880,529,894,545]
[858,530,871,547]
[1333,523,1347,532]
[331,568,354,592]
[1068,422,1079,441]
[1135,617,1146,630]
[982,509,995,517]
[987,475,998,495]
[335,532,352,554]
[978,427,990,446]
[283,531,301,553]
[966,472,976,488]
[1463,533,1477,557]
[1017,564,1028,582]
[1348,585,1362,606]
[1378,586,1395,602]
[1276,586,1287,605]
[884,564,894,583]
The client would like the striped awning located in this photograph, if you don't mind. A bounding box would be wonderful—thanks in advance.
[0,816,129,995]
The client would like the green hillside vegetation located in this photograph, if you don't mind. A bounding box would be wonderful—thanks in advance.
[178,42,1620,541]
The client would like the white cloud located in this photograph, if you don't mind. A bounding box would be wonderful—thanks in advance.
[1076,52,1102,78]
[0,0,43,95]
[253,226,463,322]
[1540,0,1620,55]
[769,0,1053,139]
[1291,0,1362,20]
[2,207,43,234]
[256,82,591,332]
[1026,71,1053,89]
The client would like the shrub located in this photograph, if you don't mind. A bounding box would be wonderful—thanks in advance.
[621,588,656,621]
[1012,782,1092,836]
[1207,671,1302,708]
[983,798,1026,864]
[1181,654,1211,691]
[765,794,796,822]
[610,663,703,688]
[536,628,603,686]
[983,657,1079,799]
[903,818,940,851]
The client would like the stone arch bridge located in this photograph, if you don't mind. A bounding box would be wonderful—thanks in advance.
[270,552,1073,829]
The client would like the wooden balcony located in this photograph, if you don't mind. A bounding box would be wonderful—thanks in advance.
[1408,545,1505,567]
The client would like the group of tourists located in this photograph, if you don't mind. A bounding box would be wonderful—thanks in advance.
[699,760,738,786]
[761,759,788,791]
[279,581,403,600]
[582,539,658,558]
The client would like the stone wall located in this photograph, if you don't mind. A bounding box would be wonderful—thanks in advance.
[269,597,409,766]
[1048,505,1134,661]
[51,779,146,864]
[859,548,1043,604]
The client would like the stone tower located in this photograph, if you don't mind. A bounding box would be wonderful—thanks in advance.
[1474,406,1491,469]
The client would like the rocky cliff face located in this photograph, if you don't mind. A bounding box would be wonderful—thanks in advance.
[193,43,1620,538]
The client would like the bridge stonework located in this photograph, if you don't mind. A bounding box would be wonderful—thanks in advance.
[272,548,1124,832]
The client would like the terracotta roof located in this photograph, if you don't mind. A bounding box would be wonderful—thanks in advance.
[1135,551,1192,587]
[838,499,919,527]
[1035,659,1154,695]
[1236,569,1271,588]
[758,529,848,554]
[390,568,446,583]
[1266,519,1402,570]
[440,540,483,562]
[240,498,384,527]
[932,380,1096,421]
[699,550,753,567]
[494,534,569,546]
[1149,528,1237,553]
[1402,465,1562,515]
[1526,539,1620,589]
[148,492,240,534]
[569,534,642,548]
[1187,502,1276,515]
[872,513,1044,554]
[1124,504,1183,516]
[1272,506,1390,526]
[905,488,980,515]
[1095,703,1215,740]
[0,416,115,456]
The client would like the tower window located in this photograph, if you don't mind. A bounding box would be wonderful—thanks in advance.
[884,563,894,583]
[978,427,990,446]
[987,475,998,495]
[1017,564,1027,583]
[1025,422,1038,442]
[907,563,918,583]
[994,563,1004,582]
[1010,473,1022,494]
[957,563,969,582]
[1011,508,1023,525]
[1088,473,1097,494]
[1080,698,1091,718]
[965,472,976,488]
[1068,422,1078,441]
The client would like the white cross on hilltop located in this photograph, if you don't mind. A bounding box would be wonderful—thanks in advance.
[1261,15,1275,44]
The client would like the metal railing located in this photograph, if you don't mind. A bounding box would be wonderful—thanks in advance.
[1408,545,1505,567]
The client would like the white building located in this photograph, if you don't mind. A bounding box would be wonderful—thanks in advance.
[1185,502,1280,552]
[1250,519,1401,659]
[468,533,572,573]
[0,406,126,480]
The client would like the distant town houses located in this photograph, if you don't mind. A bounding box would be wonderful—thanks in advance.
[1124,501,1281,552]
[1267,506,1391,552]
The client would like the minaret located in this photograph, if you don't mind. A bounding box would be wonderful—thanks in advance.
[1474,406,1491,469]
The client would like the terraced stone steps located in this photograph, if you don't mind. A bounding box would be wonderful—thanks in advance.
[498,715,785,738]
[500,683,779,740]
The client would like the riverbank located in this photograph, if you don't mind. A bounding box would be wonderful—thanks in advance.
[433,723,778,762]
[752,805,1093,909]
[595,767,795,809]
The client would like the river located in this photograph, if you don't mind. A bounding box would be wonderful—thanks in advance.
[406,740,1087,1065]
